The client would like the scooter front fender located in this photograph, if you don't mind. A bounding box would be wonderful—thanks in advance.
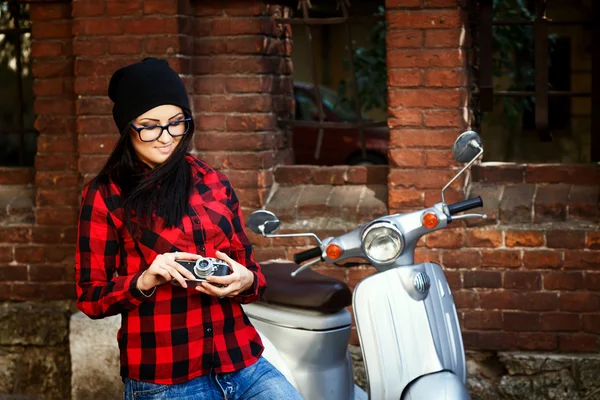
[353,262,467,400]
[402,371,471,400]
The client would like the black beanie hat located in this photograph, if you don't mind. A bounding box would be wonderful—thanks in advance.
[108,57,192,135]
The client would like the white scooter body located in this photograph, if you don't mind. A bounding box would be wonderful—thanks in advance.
[244,131,485,399]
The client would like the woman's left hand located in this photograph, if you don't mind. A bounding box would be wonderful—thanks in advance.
[194,250,254,298]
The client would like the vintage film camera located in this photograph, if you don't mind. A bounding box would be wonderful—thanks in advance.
[175,257,232,288]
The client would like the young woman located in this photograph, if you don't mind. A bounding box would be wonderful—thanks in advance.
[75,58,302,399]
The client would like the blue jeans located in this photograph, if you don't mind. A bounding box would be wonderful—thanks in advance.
[123,356,303,399]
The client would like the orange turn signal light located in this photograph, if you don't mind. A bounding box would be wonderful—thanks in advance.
[326,244,343,260]
[422,212,439,229]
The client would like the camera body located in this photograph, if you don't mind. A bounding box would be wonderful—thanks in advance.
[175,257,232,288]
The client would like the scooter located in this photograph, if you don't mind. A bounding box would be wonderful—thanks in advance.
[242,131,487,400]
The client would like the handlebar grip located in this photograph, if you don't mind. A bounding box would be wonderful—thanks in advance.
[293,246,323,264]
[448,196,484,215]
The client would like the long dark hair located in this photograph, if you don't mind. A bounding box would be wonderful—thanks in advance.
[97,120,194,234]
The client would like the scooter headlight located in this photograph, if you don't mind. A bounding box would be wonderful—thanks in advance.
[362,222,403,263]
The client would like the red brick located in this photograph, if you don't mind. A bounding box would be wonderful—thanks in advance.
[72,38,107,56]
[453,290,478,309]
[472,164,524,183]
[523,251,563,269]
[30,3,71,20]
[388,189,424,208]
[423,69,464,87]
[426,229,464,249]
[424,28,463,47]
[32,60,73,79]
[33,79,64,97]
[503,312,540,332]
[0,168,34,185]
[226,76,275,94]
[482,250,521,268]
[504,271,541,290]
[389,149,425,167]
[517,333,557,351]
[582,315,600,333]
[108,37,143,55]
[36,136,77,155]
[209,94,272,113]
[74,77,110,96]
[423,109,465,128]
[143,0,180,14]
[386,0,422,7]
[76,97,113,115]
[389,169,457,189]
[36,208,79,226]
[465,230,502,248]
[388,49,464,68]
[559,334,599,352]
[541,313,580,332]
[544,272,584,291]
[313,168,346,185]
[389,128,457,148]
[34,98,74,115]
[569,186,600,221]
[476,332,518,350]
[480,290,518,310]
[45,246,75,263]
[505,231,544,247]
[446,270,461,289]
[388,10,461,29]
[463,271,501,288]
[31,42,65,59]
[35,154,78,171]
[546,230,586,249]
[11,283,45,300]
[442,250,481,269]
[0,227,32,244]
[0,247,13,263]
[534,184,570,223]
[0,266,28,281]
[14,246,45,264]
[389,89,465,108]
[76,116,113,135]
[560,292,600,312]
[106,0,142,16]
[526,165,600,185]
[37,189,80,207]
[424,149,456,167]
[210,18,273,36]
[516,292,559,311]
[415,249,442,264]
[73,19,123,36]
[587,273,600,290]
[389,111,423,128]
[45,283,77,300]
[123,17,178,34]
[564,251,600,270]
[387,30,423,48]
[32,227,76,245]
[32,20,71,39]
[78,135,119,155]
[463,311,502,330]
[71,2,105,17]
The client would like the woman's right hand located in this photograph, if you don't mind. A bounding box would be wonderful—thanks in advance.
[137,252,201,291]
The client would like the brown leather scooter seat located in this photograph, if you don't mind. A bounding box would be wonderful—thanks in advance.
[259,261,352,314]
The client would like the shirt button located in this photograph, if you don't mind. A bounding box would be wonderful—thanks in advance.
[206,327,212,333]
[193,218,200,224]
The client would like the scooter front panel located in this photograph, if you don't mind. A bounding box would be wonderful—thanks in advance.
[352,262,466,400]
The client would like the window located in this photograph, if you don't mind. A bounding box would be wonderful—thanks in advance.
[474,0,596,163]
[0,1,35,167]
[277,0,388,166]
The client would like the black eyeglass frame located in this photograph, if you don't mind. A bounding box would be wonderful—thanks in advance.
[130,117,193,142]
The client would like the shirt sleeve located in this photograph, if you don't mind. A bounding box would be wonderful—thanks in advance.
[75,181,150,319]
[226,184,267,304]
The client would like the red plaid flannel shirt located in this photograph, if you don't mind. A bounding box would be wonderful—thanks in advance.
[75,155,267,384]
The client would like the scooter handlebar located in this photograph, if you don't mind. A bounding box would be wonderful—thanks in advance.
[293,246,323,264]
[447,196,483,215]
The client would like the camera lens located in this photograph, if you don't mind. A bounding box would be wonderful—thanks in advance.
[199,260,209,268]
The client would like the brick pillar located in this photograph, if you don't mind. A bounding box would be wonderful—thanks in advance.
[73,0,194,183]
[385,0,469,214]
[30,2,78,300]
[192,1,294,211]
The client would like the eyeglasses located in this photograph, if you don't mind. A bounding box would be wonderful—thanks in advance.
[131,117,192,142]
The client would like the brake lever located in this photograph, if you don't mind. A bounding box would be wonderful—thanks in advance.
[290,258,321,277]
[451,213,488,221]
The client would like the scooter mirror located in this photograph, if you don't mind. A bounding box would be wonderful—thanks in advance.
[247,210,281,236]
[453,130,483,163]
